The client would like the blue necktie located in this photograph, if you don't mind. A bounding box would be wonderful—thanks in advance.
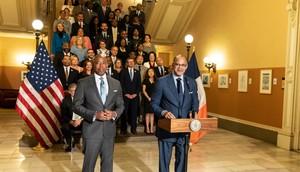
[177,78,183,106]
[100,77,106,104]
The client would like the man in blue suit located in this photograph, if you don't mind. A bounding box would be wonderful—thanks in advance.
[151,54,199,172]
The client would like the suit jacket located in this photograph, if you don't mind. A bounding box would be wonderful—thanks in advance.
[57,66,79,90]
[94,32,113,50]
[61,94,73,123]
[154,66,169,78]
[73,74,124,139]
[71,22,90,37]
[150,73,199,141]
[134,64,148,83]
[72,5,87,19]
[107,26,121,45]
[120,68,141,95]
[83,9,98,24]
[107,67,119,80]
[97,6,111,23]
[53,51,74,71]
[129,10,145,25]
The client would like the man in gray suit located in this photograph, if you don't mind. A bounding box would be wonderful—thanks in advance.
[73,55,124,172]
[134,54,148,123]
[151,54,199,172]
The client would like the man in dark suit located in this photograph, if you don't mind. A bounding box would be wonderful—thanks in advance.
[120,57,141,135]
[60,83,83,152]
[151,55,199,172]
[57,55,79,90]
[71,12,90,37]
[83,1,98,24]
[73,55,124,172]
[154,56,169,78]
[107,19,120,45]
[96,0,111,23]
[53,42,73,71]
[94,22,113,50]
[129,3,145,26]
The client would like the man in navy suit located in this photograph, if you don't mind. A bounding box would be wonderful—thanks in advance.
[151,54,199,172]
[120,57,141,135]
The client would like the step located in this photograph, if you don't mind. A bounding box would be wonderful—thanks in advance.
[115,123,157,143]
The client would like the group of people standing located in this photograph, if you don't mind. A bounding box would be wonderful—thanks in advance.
[50,1,200,172]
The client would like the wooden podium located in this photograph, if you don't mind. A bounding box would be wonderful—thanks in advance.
[158,118,218,172]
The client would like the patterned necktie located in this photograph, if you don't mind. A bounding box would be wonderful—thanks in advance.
[177,78,183,107]
[100,77,106,104]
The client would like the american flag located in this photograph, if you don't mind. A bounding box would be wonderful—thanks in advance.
[16,40,64,148]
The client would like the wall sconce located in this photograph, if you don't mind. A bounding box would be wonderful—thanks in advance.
[184,34,193,60]
[203,56,217,73]
[22,61,32,71]
[32,19,44,51]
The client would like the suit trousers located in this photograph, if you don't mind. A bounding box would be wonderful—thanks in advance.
[61,122,82,146]
[158,137,186,172]
[121,96,139,131]
[82,137,115,172]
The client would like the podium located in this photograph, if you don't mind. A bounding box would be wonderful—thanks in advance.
[158,118,218,172]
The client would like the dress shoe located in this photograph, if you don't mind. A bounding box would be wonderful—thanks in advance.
[65,145,71,152]
[131,130,138,135]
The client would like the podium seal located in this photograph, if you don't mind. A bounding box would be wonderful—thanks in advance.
[190,119,201,132]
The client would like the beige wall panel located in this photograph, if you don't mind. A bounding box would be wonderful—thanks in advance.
[172,0,288,70]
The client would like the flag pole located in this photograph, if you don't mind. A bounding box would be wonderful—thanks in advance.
[33,142,46,151]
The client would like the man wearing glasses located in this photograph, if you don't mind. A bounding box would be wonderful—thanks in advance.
[151,54,199,172]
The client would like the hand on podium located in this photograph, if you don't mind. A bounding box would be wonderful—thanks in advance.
[162,110,176,119]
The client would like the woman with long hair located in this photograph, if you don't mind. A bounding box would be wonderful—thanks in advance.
[70,27,92,49]
[79,60,93,79]
[70,36,87,63]
[114,58,123,80]
[142,68,157,134]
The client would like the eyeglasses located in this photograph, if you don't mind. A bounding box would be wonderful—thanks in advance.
[174,63,187,68]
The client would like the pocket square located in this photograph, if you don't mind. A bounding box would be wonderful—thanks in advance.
[189,91,194,94]
[113,90,118,92]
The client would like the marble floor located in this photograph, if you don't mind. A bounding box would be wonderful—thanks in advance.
[1,108,300,172]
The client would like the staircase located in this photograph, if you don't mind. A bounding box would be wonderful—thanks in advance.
[115,123,157,143]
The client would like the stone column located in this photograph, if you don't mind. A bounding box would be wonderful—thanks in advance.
[277,0,300,150]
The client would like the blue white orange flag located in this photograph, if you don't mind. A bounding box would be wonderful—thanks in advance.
[16,40,64,148]
[185,52,208,144]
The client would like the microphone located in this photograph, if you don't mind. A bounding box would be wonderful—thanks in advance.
[184,77,195,118]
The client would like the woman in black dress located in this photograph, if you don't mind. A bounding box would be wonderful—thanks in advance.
[142,68,157,134]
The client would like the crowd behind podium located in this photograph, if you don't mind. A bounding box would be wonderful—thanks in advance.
[52,0,172,152]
